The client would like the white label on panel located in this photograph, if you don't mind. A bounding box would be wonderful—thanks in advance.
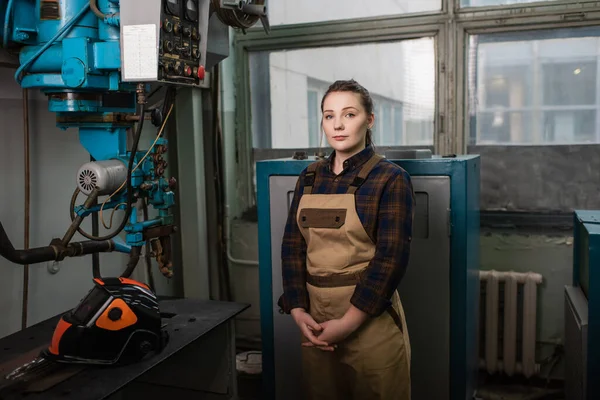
[122,24,157,81]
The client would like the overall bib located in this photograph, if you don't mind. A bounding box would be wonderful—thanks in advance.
[297,154,411,400]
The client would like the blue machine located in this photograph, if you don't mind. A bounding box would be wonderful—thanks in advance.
[0,0,191,273]
[565,210,600,400]
[0,0,267,272]
[257,154,480,400]
[0,0,267,368]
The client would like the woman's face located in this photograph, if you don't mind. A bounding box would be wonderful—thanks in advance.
[322,91,374,155]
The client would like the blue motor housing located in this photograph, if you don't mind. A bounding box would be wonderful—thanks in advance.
[3,0,136,113]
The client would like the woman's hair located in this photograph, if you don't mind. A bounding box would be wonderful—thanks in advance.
[320,79,374,146]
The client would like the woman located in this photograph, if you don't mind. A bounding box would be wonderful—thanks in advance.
[278,79,415,400]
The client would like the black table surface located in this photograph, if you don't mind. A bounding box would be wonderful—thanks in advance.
[0,299,249,400]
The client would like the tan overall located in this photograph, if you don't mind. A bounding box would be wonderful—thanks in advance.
[296,154,411,400]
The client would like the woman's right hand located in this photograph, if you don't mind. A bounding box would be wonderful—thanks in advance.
[290,308,332,349]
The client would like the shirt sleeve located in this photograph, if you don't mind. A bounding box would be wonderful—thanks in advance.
[278,170,309,314]
[350,170,415,317]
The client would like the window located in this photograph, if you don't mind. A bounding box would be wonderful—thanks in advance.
[461,0,560,6]
[249,38,436,149]
[307,89,320,147]
[268,0,441,26]
[467,28,600,145]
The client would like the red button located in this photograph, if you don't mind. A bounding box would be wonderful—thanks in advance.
[197,65,205,80]
[185,66,192,77]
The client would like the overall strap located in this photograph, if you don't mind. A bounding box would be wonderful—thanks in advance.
[347,154,384,195]
[303,160,322,195]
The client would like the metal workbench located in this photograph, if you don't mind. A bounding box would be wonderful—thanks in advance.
[0,299,248,399]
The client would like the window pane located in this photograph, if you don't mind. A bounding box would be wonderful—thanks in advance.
[467,28,600,145]
[307,90,319,147]
[268,0,441,26]
[461,0,560,6]
[250,38,436,149]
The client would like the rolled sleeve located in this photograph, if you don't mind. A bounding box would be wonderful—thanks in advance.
[350,170,415,317]
[278,171,309,314]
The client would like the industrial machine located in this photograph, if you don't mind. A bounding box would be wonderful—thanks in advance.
[565,210,600,400]
[257,154,481,400]
[0,0,266,375]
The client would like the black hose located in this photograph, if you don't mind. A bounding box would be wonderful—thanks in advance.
[0,221,114,265]
[91,158,100,279]
[69,188,128,241]
[142,200,156,291]
[120,246,141,278]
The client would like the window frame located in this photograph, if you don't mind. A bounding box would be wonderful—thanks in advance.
[231,0,600,214]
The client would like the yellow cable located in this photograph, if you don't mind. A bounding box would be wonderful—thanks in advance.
[99,104,174,229]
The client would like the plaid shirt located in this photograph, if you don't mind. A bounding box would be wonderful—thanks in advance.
[279,146,415,317]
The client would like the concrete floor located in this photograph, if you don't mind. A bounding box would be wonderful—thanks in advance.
[236,373,566,400]
[235,349,566,400]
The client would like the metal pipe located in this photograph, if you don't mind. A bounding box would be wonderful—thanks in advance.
[21,88,29,330]
[224,210,258,267]
[120,246,141,278]
[0,220,115,264]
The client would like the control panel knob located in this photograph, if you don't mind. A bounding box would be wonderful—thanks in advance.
[193,48,200,60]
[165,41,174,53]
[175,62,183,75]
[183,27,191,38]
[163,19,172,32]
[173,22,182,35]
[184,65,192,77]
[108,307,123,321]
[192,28,199,41]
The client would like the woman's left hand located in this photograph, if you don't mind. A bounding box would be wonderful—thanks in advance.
[319,319,356,343]
[301,306,368,350]
[301,318,354,349]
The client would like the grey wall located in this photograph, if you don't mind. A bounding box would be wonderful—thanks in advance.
[0,64,177,339]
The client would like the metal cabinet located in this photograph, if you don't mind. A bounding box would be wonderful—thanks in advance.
[257,155,480,400]
[565,210,600,400]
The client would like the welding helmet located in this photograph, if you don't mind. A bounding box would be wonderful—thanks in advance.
[41,277,166,365]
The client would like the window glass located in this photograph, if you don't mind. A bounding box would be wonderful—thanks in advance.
[467,28,600,145]
[249,38,436,149]
[268,0,441,26]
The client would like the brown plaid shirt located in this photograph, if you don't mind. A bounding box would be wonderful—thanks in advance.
[279,146,415,317]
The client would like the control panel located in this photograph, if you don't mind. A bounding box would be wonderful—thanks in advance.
[160,0,206,84]
[120,0,210,87]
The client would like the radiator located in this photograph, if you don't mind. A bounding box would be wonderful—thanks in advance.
[479,270,543,378]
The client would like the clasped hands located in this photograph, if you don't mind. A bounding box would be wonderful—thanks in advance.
[291,306,368,352]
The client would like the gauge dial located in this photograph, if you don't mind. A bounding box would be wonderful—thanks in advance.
[166,0,179,15]
[185,0,198,22]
